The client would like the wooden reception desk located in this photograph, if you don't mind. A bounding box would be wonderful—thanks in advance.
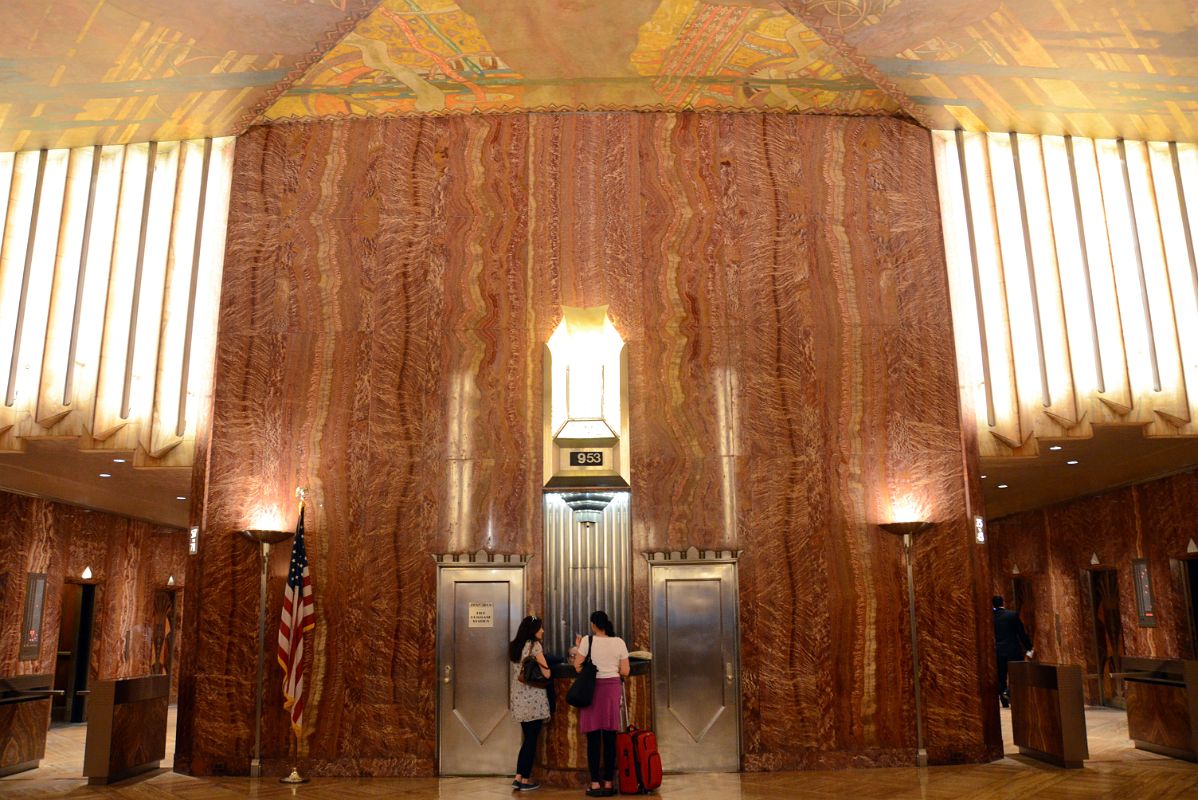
[1120,657,1198,762]
[83,674,170,784]
[538,660,652,787]
[0,674,54,777]
[1008,662,1088,768]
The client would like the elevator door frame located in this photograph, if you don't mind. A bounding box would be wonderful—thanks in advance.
[1082,566,1125,708]
[648,556,742,773]
[435,561,527,776]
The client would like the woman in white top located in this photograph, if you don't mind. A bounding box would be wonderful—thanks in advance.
[509,615,551,791]
[573,610,629,797]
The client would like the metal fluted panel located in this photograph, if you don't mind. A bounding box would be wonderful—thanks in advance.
[543,492,631,658]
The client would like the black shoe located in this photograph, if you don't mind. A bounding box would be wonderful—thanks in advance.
[602,789,616,797]
[512,779,521,790]
[1000,693,1010,708]
[519,782,540,792]
[585,789,605,797]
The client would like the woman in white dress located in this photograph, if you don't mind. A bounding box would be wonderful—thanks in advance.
[510,615,551,791]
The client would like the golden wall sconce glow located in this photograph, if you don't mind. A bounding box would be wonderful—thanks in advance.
[543,306,629,487]
[0,137,234,470]
[934,131,1198,457]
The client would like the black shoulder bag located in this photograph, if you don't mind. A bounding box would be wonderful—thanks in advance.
[566,635,597,708]
[519,644,551,689]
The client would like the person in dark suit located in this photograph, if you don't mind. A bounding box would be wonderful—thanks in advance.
[993,595,1033,708]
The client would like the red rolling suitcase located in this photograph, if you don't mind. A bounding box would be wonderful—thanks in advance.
[616,726,662,794]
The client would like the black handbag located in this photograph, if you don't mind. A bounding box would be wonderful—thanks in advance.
[519,649,551,689]
[566,635,597,708]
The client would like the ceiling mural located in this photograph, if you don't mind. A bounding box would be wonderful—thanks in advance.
[2,1,1197,149]
[782,0,1198,141]
[260,0,903,122]
[0,0,379,151]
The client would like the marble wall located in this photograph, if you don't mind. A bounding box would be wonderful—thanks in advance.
[989,468,1198,701]
[176,112,999,776]
[0,491,187,694]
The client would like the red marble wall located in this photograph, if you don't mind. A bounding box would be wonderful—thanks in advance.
[176,112,999,777]
[989,468,1198,700]
[0,491,187,696]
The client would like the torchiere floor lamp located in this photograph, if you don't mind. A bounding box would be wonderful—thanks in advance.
[241,528,293,778]
[879,520,934,768]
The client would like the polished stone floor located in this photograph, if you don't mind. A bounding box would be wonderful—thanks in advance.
[3,706,1196,798]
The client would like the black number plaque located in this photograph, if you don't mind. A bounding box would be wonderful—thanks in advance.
[568,451,604,467]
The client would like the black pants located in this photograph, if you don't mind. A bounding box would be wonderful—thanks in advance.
[997,654,1024,695]
[516,719,542,778]
[586,730,617,784]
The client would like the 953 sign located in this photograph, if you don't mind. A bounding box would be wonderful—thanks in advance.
[568,451,605,468]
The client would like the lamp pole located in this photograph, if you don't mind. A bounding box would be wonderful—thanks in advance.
[879,521,933,768]
[241,529,293,778]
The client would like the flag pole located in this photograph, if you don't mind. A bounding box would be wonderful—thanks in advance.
[280,487,310,785]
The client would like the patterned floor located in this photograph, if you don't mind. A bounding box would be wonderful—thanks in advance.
[2,706,1196,798]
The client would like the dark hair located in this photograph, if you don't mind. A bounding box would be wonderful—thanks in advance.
[992,595,1004,609]
[509,616,542,663]
[590,610,615,637]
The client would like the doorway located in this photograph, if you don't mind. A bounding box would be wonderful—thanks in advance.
[1083,568,1125,708]
[52,582,96,723]
[436,562,526,775]
[649,559,741,773]
[1010,576,1036,646]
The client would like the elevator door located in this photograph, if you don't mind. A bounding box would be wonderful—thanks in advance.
[650,561,740,772]
[437,566,524,775]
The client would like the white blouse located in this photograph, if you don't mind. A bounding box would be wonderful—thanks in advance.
[578,635,629,679]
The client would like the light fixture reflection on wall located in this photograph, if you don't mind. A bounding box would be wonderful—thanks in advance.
[878,518,934,768]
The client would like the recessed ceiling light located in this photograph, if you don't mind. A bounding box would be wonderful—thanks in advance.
[1048,445,1062,451]
[997,483,1009,489]
[112,458,126,463]
[176,496,186,501]
[980,474,987,479]
[98,472,111,478]
[1066,460,1079,465]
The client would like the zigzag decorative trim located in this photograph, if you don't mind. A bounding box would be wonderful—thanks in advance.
[645,546,742,563]
[257,102,915,127]
[233,0,384,135]
[775,2,936,130]
[432,549,532,565]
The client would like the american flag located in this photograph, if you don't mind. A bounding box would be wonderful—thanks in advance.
[277,505,314,735]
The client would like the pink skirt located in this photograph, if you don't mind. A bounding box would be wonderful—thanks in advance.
[579,677,622,733]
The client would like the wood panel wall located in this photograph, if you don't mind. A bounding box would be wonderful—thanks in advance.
[989,468,1198,703]
[176,112,999,776]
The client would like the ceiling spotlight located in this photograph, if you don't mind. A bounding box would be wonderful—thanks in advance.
[997,483,1009,489]
[1048,445,1062,451]
[98,472,112,478]
[1066,460,1079,465]
[980,474,987,479]
[112,458,126,463]
[176,496,186,501]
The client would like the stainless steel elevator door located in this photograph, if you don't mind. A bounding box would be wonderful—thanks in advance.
[650,562,740,772]
[437,567,524,775]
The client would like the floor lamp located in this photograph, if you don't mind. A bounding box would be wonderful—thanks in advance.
[241,528,294,778]
[879,520,933,768]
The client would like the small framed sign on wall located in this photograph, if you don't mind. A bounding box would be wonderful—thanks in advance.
[19,572,48,660]
[1131,558,1156,628]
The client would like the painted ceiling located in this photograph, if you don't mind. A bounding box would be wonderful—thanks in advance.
[0,0,377,151]
[260,0,904,120]
[2,0,1198,149]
